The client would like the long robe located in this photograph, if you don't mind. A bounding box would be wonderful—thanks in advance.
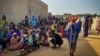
[82,17,89,37]
[8,36,23,50]
[7,29,21,43]
[0,20,6,29]
[61,26,66,37]
[0,20,7,38]
[31,16,37,28]
[66,22,81,48]
[96,17,100,31]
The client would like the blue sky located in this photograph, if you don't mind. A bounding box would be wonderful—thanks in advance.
[42,0,100,15]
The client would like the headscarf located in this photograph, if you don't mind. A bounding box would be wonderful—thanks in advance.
[70,16,77,23]
[31,16,37,27]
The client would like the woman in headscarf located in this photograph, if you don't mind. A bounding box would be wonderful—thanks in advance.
[65,16,81,56]
[88,16,93,30]
[82,15,90,37]
[0,15,7,30]
[96,16,100,34]
[0,15,7,38]
[7,25,21,44]
[30,16,37,28]
[8,32,24,51]
[0,15,8,52]
[61,24,66,38]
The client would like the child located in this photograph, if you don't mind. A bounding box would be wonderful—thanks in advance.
[32,32,40,49]
[40,30,49,47]
[42,34,49,47]
[20,28,33,56]
[20,34,33,56]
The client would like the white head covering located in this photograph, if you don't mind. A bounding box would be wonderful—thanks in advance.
[13,32,17,35]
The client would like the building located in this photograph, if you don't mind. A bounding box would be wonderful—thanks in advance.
[0,0,48,24]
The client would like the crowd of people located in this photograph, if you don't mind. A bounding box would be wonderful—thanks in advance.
[0,14,100,56]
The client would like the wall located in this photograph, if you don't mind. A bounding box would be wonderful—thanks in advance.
[0,0,48,24]
[0,0,28,24]
[28,0,48,18]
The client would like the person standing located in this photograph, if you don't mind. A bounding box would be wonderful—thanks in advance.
[61,25,66,38]
[76,18,82,33]
[0,15,7,30]
[96,16,100,34]
[65,16,81,56]
[82,15,90,37]
[0,26,3,56]
[88,16,93,31]
[24,16,29,28]
[30,16,37,28]
[0,15,8,53]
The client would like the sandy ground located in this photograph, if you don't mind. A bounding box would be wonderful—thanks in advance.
[2,19,100,56]
[3,33,99,56]
[85,20,100,56]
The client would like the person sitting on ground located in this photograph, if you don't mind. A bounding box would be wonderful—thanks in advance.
[40,27,49,46]
[20,28,36,56]
[8,33,23,51]
[7,25,21,44]
[50,31,63,49]
[9,22,15,30]
[24,16,29,28]
[17,22,22,30]
[40,33,49,47]
[32,31,40,48]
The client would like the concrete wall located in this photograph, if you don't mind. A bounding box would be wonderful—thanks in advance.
[0,0,28,24]
[0,0,48,24]
[28,0,48,18]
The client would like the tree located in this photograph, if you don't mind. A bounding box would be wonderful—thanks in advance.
[92,13,97,18]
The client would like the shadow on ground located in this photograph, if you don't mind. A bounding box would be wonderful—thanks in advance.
[75,35,99,56]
